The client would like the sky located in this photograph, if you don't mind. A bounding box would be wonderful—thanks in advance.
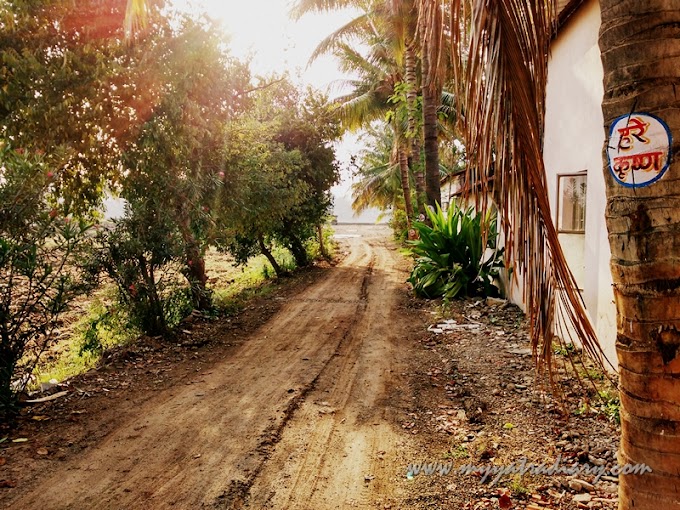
[168,0,386,223]
[176,1,354,91]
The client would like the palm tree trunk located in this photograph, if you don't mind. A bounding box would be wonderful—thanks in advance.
[421,36,441,208]
[398,142,413,228]
[405,43,426,215]
[600,2,680,508]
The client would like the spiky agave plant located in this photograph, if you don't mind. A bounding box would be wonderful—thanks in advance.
[408,203,504,299]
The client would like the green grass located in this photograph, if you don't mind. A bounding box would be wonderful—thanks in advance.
[508,475,530,496]
[34,296,138,387]
[444,444,469,460]
[598,389,621,424]
[36,343,100,387]
[212,247,295,311]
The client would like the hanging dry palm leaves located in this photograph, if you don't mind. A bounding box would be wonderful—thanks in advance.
[422,0,612,381]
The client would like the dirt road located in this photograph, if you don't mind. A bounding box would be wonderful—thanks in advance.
[8,225,415,509]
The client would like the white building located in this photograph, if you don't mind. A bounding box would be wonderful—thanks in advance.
[544,0,617,368]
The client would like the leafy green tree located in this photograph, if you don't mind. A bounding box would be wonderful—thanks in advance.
[216,116,308,277]
[0,0,140,213]
[272,89,341,266]
[91,196,187,336]
[219,79,340,270]
[116,16,250,310]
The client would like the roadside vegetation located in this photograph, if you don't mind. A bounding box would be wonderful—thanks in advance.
[0,1,341,421]
[408,203,504,300]
[33,235,334,391]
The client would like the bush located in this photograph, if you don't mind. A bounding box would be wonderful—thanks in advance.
[0,146,92,417]
[90,200,190,337]
[77,300,136,356]
[389,208,410,242]
[305,223,336,261]
[408,203,504,300]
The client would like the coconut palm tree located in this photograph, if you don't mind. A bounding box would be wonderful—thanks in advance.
[417,0,445,208]
[294,1,420,225]
[598,2,680,507]
[125,0,151,36]
[350,126,406,214]
[332,37,416,226]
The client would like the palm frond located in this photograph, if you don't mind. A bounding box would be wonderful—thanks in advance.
[308,13,373,63]
[124,0,149,38]
[446,0,610,379]
[335,89,391,130]
[290,0,363,20]
[351,161,403,212]
[333,42,389,77]
[418,0,447,91]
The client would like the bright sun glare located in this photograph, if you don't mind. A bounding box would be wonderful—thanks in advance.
[170,0,357,93]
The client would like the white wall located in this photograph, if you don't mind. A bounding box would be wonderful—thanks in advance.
[543,0,617,369]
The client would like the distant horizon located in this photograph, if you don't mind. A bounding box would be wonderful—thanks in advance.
[331,190,389,225]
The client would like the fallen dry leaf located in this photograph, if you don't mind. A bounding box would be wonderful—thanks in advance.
[0,457,6,466]
[498,490,512,509]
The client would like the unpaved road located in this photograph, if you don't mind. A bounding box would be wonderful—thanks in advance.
[7,225,415,509]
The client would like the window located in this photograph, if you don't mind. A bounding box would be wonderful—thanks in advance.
[556,173,587,233]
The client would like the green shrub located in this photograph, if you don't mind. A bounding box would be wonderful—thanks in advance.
[0,146,93,417]
[389,208,410,242]
[77,300,136,356]
[407,203,504,299]
[90,200,190,337]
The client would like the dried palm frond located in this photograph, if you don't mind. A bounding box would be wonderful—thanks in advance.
[429,0,613,383]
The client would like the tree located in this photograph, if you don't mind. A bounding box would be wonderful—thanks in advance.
[117,16,250,310]
[216,79,340,272]
[216,115,309,277]
[295,0,443,210]
[0,0,137,213]
[271,88,341,266]
[599,2,680,507]
[350,122,411,215]
[418,0,444,208]
[296,1,431,227]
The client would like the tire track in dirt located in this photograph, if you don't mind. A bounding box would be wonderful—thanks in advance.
[6,226,413,510]
[245,236,412,510]
[217,253,376,508]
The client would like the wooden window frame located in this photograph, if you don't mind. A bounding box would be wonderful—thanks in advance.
[556,171,587,234]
